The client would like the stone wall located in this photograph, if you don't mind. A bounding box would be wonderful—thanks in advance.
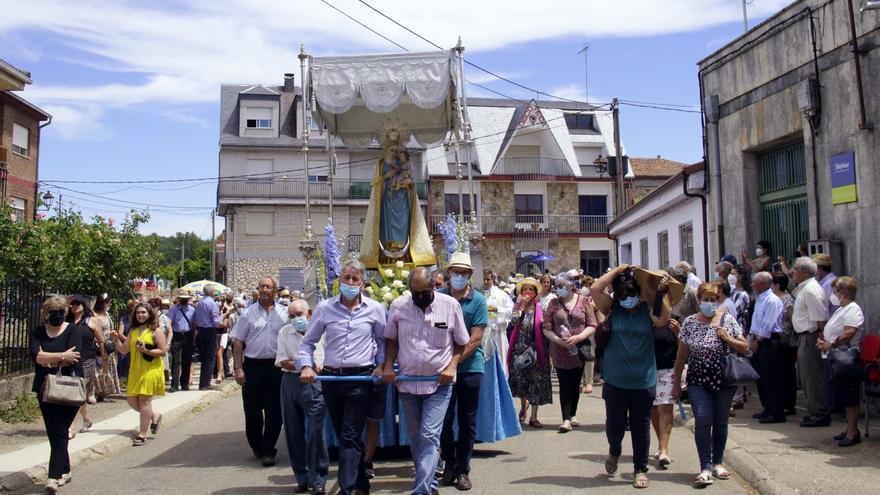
[548,238,581,274]
[546,183,578,216]
[481,238,515,277]
[480,182,514,215]
[430,182,445,217]
[227,257,303,292]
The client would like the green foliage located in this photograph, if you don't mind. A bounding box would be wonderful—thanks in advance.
[0,204,159,302]
[0,392,40,424]
[150,232,212,287]
[367,262,410,308]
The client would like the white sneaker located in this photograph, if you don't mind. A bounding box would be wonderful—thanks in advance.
[60,473,72,486]
[45,479,60,493]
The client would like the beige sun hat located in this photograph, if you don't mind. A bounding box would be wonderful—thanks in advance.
[448,252,473,271]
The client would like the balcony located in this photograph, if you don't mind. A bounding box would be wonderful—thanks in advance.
[218,179,427,207]
[429,214,611,237]
[492,157,574,177]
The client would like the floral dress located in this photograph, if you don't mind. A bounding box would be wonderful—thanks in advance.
[544,295,597,370]
[507,308,552,405]
[679,313,743,391]
[94,312,121,396]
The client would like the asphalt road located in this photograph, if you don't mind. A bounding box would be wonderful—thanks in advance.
[13,389,755,494]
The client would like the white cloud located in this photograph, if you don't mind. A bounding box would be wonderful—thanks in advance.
[2,0,792,138]
[40,103,110,140]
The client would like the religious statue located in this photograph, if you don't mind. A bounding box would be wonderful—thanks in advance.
[360,121,435,268]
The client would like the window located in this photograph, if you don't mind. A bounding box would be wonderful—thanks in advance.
[679,222,694,265]
[246,159,274,181]
[578,195,608,216]
[245,107,273,129]
[580,250,610,277]
[444,193,477,216]
[10,197,25,222]
[620,243,632,264]
[658,231,669,269]
[308,175,328,182]
[514,194,543,223]
[640,238,649,268]
[564,113,595,131]
[307,115,321,130]
[12,123,29,157]
[246,211,274,235]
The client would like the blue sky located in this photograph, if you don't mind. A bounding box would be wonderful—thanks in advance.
[2,0,791,237]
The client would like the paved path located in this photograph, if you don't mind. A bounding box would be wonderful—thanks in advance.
[9,389,754,494]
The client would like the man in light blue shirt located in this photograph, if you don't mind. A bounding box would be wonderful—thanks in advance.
[298,260,386,495]
[167,292,196,391]
[193,285,225,390]
[750,272,786,424]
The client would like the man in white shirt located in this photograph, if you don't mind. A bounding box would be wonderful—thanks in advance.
[791,258,830,427]
[676,261,703,289]
[276,299,327,495]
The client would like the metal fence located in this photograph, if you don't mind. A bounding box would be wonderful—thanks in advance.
[429,214,612,236]
[218,179,427,201]
[0,278,45,377]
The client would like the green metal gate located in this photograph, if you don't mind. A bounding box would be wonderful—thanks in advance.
[757,142,809,264]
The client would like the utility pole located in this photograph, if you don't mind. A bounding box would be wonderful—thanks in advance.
[612,98,625,215]
[179,236,185,288]
[742,0,749,33]
[210,210,216,281]
[577,44,590,103]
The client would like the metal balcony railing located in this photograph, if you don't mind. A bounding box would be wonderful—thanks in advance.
[218,179,426,201]
[429,214,612,236]
[492,157,574,176]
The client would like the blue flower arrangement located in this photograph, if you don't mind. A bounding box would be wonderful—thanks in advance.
[324,219,341,295]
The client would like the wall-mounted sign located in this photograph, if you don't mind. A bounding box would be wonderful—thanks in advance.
[830,151,857,205]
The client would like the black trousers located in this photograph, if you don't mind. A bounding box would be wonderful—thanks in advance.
[169,332,194,389]
[196,327,218,389]
[39,399,79,479]
[322,376,372,495]
[440,371,483,476]
[556,366,585,421]
[755,336,785,419]
[602,383,655,473]
[241,358,283,458]
[781,345,798,410]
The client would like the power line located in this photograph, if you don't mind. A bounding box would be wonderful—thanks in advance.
[43,183,216,209]
[618,101,702,114]
[619,99,701,110]
[318,0,408,51]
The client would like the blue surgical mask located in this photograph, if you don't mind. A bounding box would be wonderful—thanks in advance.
[619,296,640,309]
[699,301,718,317]
[339,283,361,300]
[291,316,308,333]
[450,274,470,291]
[556,287,569,298]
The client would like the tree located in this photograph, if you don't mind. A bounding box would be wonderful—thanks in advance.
[150,232,212,287]
[0,205,160,302]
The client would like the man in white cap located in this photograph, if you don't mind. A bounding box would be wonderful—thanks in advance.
[167,290,196,392]
[437,252,488,491]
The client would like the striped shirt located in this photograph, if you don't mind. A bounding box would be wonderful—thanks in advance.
[230,303,288,359]
[385,293,469,395]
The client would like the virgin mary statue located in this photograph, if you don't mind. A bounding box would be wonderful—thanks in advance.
[360,122,435,268]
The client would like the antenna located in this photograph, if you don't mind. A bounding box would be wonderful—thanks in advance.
[577,44,590,103]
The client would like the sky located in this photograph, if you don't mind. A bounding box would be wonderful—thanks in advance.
[1,0,793,237]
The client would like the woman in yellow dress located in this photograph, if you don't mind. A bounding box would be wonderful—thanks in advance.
[111,302,168,446]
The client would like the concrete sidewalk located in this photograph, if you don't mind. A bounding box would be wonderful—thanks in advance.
[0,381,239,492]
[677,393,879,495]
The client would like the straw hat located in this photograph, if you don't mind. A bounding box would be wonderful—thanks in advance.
[161,299,171,307]
[448,252,473,271]
[632,268,685,306]
[516,277,541,294]
[176,290,192,300]
[811,253,832,268]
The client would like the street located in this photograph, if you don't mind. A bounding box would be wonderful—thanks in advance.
[10,387,754,495]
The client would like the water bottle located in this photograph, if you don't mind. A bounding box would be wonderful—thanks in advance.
[560,325,579,356]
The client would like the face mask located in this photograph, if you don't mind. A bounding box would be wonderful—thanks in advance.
[755,248,765,257]
[556,286,569,298]
[712,272,721,281]
[450,274,469,291]
[291,316,309,333]
[339,283,361,300]
[47,311,65,326]
[619,296,640,309]
[700,301,718,317]
[830,293,841,306]
[412,290,434,310]
[728,274,737,288]
[161,309,169,316]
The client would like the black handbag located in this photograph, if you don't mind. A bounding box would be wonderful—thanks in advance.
[721,349,760,387]
[829,346,863,384]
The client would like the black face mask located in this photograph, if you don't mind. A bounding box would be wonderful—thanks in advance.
[48,310,65,326]
[412,290,434,310]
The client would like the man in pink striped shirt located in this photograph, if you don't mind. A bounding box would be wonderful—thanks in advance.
[383,266,468,495]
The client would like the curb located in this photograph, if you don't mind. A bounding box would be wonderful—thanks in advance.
[675,412,794,495]
[0,380,240,492]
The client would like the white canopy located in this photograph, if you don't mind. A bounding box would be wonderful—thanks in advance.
[308,50,460,147]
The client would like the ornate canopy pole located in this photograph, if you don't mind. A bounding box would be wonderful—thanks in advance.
[298,45,318,307]
[455,38,483,251]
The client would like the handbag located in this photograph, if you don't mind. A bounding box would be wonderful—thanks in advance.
[558,295,595,362]
[512,346,537,371]
[721,349,760,387]
[828,346,863,384]
[42,367,87,407]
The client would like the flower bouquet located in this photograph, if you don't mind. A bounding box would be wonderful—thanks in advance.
[367,260,411,309]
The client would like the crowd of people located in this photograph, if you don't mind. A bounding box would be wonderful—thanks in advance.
[28,240,870,494]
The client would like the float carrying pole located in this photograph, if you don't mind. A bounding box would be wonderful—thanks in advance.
[314,375,440,382]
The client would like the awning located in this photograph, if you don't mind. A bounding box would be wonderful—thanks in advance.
[308,50,460,147]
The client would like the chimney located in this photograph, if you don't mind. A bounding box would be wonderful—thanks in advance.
[283,73,295,93]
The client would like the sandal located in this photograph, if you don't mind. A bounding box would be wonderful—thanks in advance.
[712,465,730,480]
[604,456,619,476]
[528,419,543,429]
[658,455,671,468]
[150,414,163,435]
[633,472,650,489]
[570,418,580,427]
[78,420,93,434]
[132,435,147,447]
[694,470,714,487]
[558,421,572,433]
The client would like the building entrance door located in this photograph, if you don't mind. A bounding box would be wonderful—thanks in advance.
[757,142,810,265]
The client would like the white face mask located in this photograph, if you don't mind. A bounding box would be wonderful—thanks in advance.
[755,248,765,257]
[728,274,737,289]
[830,293,841,306]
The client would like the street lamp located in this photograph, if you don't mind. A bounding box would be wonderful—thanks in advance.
[40,190,55,210]
[593,154,608,177]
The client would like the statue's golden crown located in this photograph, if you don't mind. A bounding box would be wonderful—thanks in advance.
[378,120,405,149]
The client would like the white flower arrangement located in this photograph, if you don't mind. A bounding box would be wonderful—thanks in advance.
[395,260,405,268]
[369,262,413,309]
[384,268,394,277]
[392,280,404,288]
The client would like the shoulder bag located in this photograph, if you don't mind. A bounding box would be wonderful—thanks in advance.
[828,345,863,384]
[42,366,87,407]
[559,296,595,362]
[720,322,760,386]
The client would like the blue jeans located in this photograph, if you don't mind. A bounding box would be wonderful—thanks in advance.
[688,385,737,470]
[280,373,329,487]
[400,385,453,495]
